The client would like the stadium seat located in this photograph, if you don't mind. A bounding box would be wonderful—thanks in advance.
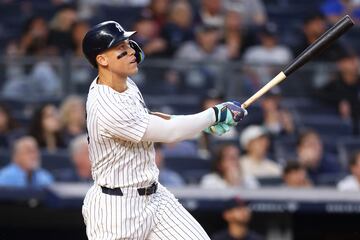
[162,141,198,158]
[315,173,348,187]
[298,115,352,137]
[0,149,11,168]
[257,176,284,186]
[41,150,72,172]
[165,156,211,184]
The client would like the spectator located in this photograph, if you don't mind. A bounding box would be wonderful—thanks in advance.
[260,92,295,137]
[59,95,86,144]
[2,16,62,99]
[132,15,167,58]
[291,12,345,62]
[222,9,256,60]
[200,144,259,189]
[317,51,360,135]
[0,136,54,188]
[243,23,292,65]
[175,24,228,90]
[161,0,194,56]
[296,130,343,184]
[29,104,66,152]
[155,143,185,187]
[176,24,228,61]
[142,0,170,29]
[283,161,312,188]
[48,4,78,54]
[321,0,360,24]
[243,22,292,87]
[71,21,90,57]
[337,151,360,191]
[196,0,225,28]
[212,198,264,240]
[224,0,267,27]
[17,16,51,56]
[0,104,19,148]
[239,125,282,178]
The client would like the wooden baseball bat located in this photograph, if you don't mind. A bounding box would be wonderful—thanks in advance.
[241,15,354,109]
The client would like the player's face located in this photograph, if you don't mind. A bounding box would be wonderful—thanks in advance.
[103,40,138,76]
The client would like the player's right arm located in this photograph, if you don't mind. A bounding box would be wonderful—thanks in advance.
[142,102,247,143]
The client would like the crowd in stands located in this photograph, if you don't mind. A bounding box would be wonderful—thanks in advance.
[0,1,359,190]
[0,1,360,238]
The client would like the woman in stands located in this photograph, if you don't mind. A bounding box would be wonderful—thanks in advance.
[200,143,259,189]
[29,104,66,152]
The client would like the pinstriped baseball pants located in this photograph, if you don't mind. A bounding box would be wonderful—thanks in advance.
[82,183,210,240]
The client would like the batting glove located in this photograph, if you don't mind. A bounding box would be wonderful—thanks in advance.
[204,123,231,136]
[212,101,247,126]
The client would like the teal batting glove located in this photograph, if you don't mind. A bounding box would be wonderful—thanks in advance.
[204,123,231,136]
[212,101,247,126]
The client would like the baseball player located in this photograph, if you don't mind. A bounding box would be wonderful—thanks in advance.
[81,21,247,240]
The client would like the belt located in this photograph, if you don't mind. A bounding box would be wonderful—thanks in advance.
[101,182,158,196]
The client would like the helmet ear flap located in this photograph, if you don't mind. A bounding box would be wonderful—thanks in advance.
[129,40,145,64]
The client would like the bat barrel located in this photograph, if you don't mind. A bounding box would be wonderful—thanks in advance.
[283,15,354,76]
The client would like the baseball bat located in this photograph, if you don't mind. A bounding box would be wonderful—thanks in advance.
[241,15,354,109]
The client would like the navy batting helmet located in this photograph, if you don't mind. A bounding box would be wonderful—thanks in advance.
[82,21,145,68]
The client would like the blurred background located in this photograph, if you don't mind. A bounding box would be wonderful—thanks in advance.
[0,0,360,239]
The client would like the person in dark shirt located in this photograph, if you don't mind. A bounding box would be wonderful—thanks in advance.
[213,198,264,240]
[161,0,194,57]
[317,51,360,134]
[48,4,78,54]
[29,104,66,152]
[296,129,343,184]
[291,13,345,62]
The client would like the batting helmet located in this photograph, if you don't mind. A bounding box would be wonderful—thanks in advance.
[82,21,145,68]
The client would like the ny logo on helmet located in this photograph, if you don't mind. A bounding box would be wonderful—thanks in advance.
[115,23,124,33]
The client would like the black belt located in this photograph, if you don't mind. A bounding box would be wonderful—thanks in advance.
[101,182,158,196]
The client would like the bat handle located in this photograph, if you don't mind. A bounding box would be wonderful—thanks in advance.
[241,71,287,109]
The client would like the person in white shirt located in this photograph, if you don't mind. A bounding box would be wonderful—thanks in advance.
[239,125,282,178]
[201,143,259,189]
[242,22,293,87]
[337,151,360,191]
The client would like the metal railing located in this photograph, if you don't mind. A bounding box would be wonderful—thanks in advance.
[0,55,338,100]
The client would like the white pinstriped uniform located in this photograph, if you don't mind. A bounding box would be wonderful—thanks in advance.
[82,77,210,240]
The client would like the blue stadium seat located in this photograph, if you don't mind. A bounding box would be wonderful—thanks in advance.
[165,156,211,184]
[163,141,198,158]
[41,150,72,173]
[0,149,11,168]
[315,173,347,187]
[257,176,284,186]
[299,115,352,137]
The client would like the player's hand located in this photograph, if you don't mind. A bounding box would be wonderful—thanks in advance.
[204,123,231,136]
[213,101,247,126]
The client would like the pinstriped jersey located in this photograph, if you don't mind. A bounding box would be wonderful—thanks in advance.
[86,77,159,188]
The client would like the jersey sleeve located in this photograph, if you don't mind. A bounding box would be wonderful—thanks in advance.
[96,89,150,143]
